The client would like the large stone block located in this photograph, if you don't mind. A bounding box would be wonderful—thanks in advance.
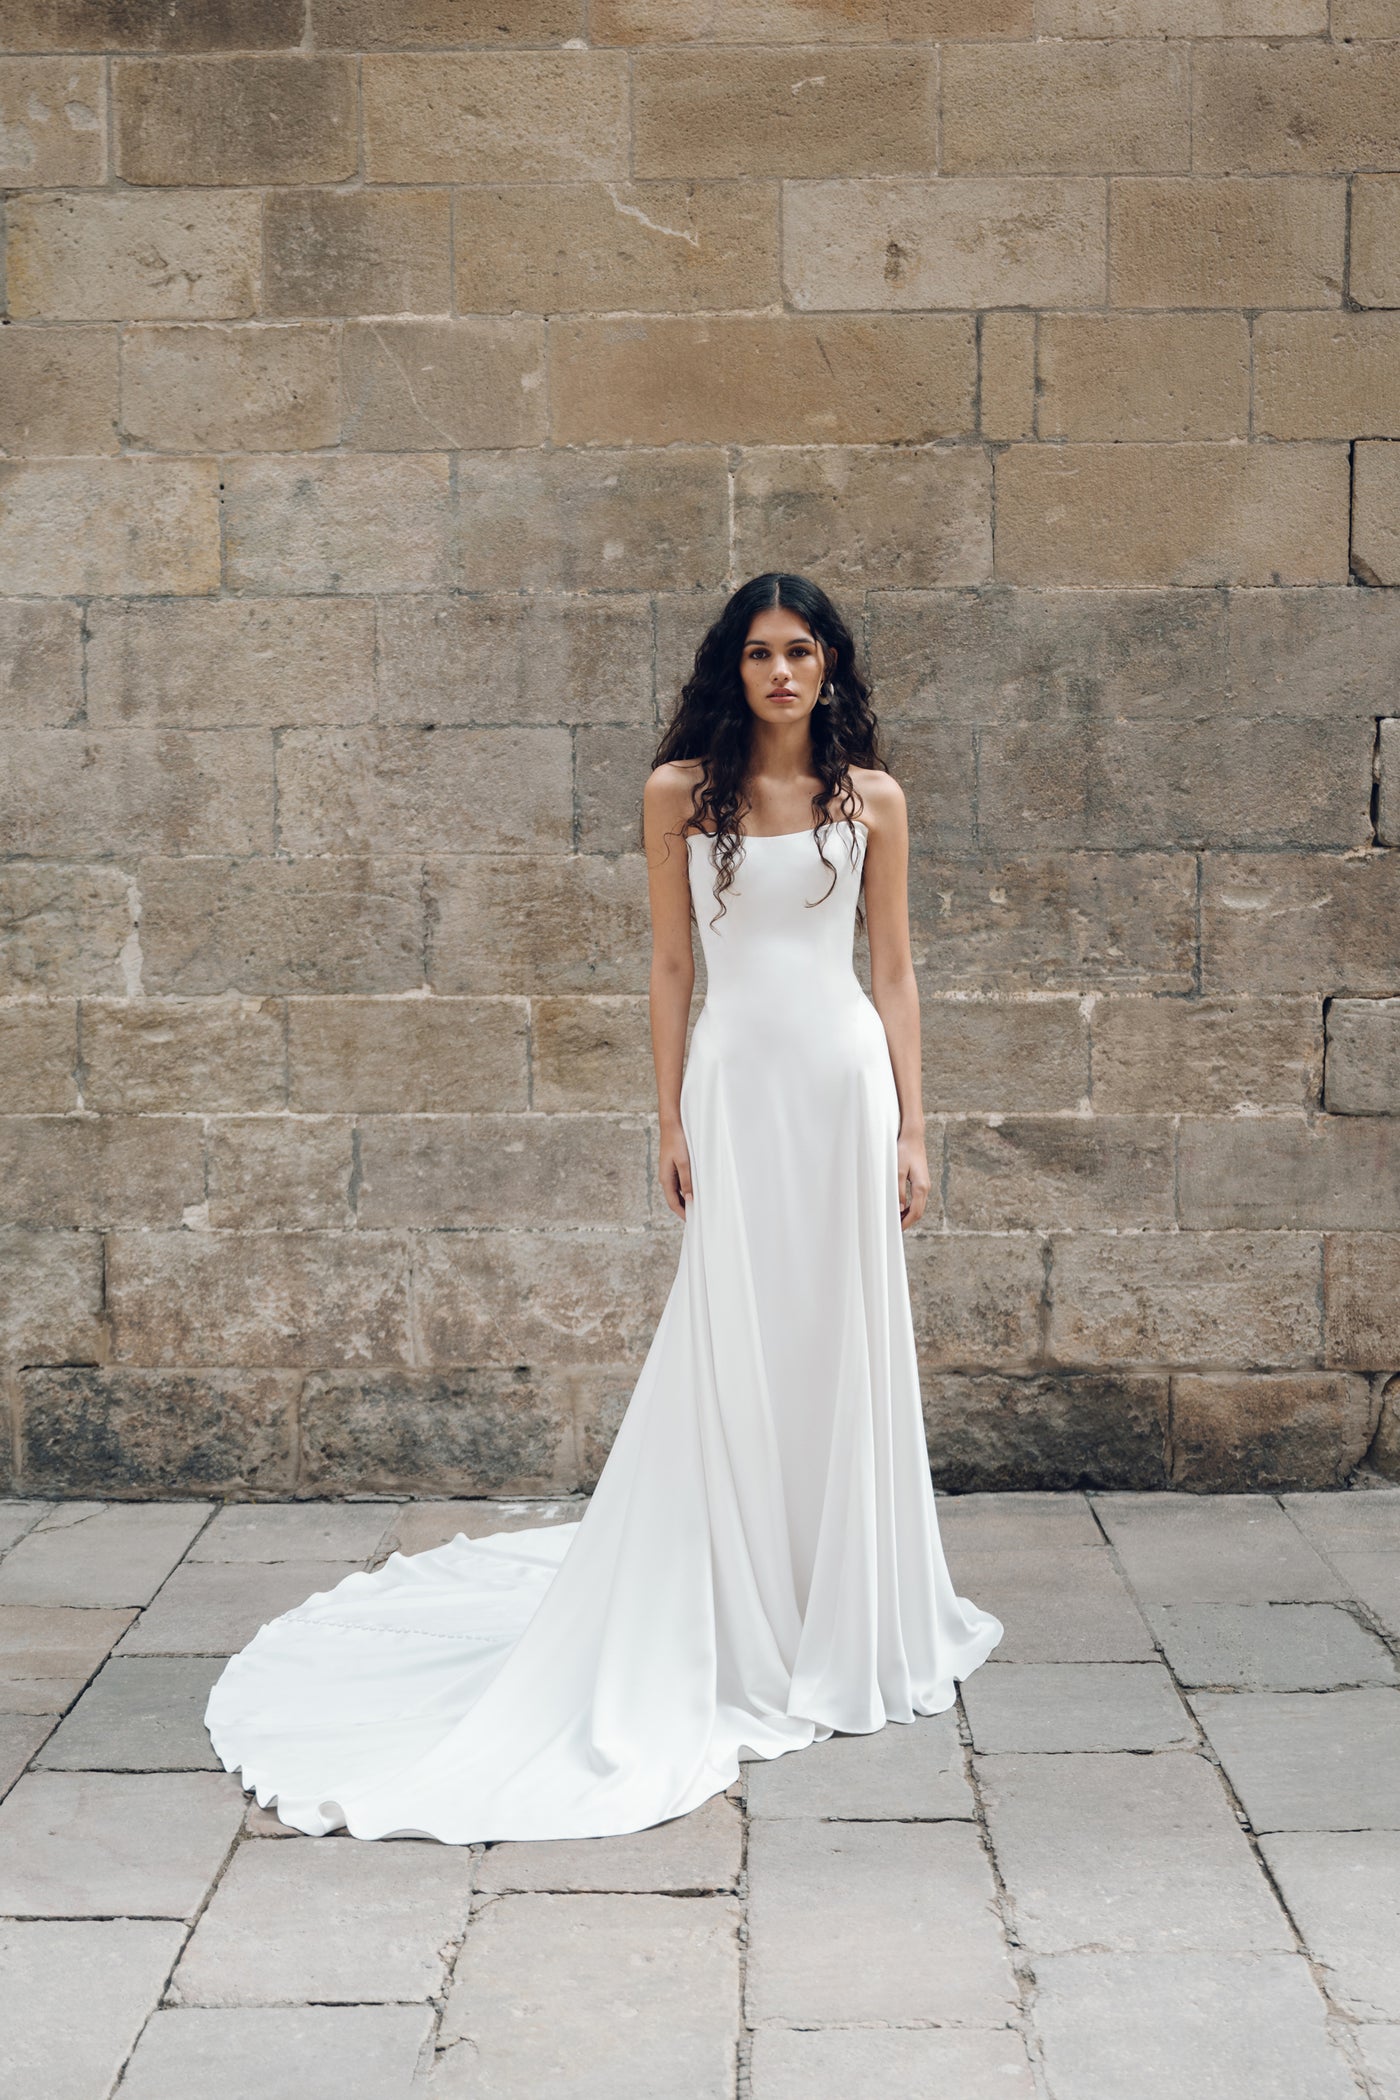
[1202,852,1400,995]
[261,187,451,317]
[1,730,272,857]
[978,309,1035,439]
[0,1230,105,1364]
[300,1369,577,1494]
[1093,995,1320,1114]
[362,50,628,181]
[1178,1114,1400,1230]
[205,1117,354,1230]
[921,997,1088,1114]
[904,1233,1045,1369]
[117,2006,438,2100]
[1228,586,1400,719]
[0,1768,245,1920]
[1093,1494,1347,1605]
[0,1919,188,2100]
[945,1115,1175,1231]
[86,598,375,730]
[456,448,727,592]
[0,866,135,998]
[477,1790,740,1892]
[1380,718,1400,846]
[119,322,340,452]
[1193,40,1400,175]
[106,1231,412,1367]
[1193,1687,1400,1832]
[1353,440,1400,588]
[1038,0,1323,28]
[341,317,545,449]
[0,326,118,456]
[4,190,261,321]
[114,56,357,185]
[223,454,451,595]
[0,1504,208,1611]
[548,315,976,446]
[0,1005,77,1113]
[1261,1832,1400,2021]
[635,45,934,177]
[376,593,654,728]
[1147,1601,1394,1691]
[1051,1232,1322,1368]
[277,726,572,855]
[909,852,1197,993]
[413,1229,676,1365]
[0,0,303,46]
[750,2028,1035,2100]
[1039,313,1250,440]
[1170,1372,1376,1492]
[0,1117,203,1231]
[0,602,82,730]
[745,1709,971,1821]
[1255,314,1400,440]
[314,0,582,39]
[355,1114,650,1228]
[995,442,1349,586]
[531,995,664,1113]
[1110,175,1343,307]
[732,444,990,588]
[0,459,220,596]
[138,857,425,996]
[783,176,1105,308]
[0,57,104,186]
[1324,1233,1400,1367]
[20,1370,295,1497]
[1325,998,1400,1114]
[454,180,779,312]
[925,1372,1170,1492]
[941,38,1188,173]
[288,996,527,1112]
[1352,174,1400,308]
[427,854,651,995]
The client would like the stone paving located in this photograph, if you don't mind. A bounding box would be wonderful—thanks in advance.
[1,1487,1398,2100]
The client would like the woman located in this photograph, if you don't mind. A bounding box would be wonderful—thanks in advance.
[204,572,1002,1843]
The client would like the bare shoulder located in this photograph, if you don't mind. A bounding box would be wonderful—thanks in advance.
[847,768,907,846]
[643,760,706,850]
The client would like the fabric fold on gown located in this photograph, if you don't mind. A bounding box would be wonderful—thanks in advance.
[205,816,1003,1842]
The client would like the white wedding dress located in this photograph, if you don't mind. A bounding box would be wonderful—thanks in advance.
[205,816,1002,1842]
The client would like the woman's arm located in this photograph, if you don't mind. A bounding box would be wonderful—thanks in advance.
[861,776,932,1230]
[642,765,698,1222]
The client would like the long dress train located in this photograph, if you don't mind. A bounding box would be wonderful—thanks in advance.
[204,816,1003,1842]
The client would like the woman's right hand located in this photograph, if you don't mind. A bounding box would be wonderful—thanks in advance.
[658,1122,693,1222]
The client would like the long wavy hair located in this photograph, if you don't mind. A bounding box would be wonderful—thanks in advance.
[650,574,887,929]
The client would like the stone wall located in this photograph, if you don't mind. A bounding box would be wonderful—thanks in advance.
[2,0,1399,1500]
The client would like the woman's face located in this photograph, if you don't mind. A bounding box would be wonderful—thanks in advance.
[738,606,828,726]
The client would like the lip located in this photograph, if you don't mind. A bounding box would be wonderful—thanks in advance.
[767,690,796,700]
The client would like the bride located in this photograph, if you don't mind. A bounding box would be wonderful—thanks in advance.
[204,572,1003,1843]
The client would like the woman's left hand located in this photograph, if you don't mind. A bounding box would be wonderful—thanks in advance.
[897,1130,932,1230]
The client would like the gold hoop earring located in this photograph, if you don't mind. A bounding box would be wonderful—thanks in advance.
[819,681,834,704]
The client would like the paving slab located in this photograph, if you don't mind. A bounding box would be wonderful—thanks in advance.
[169,1836,474,2005]
[1093,1494,1346,1603]
[380,1498,585,1560]
[115,1560,362,1656]
[936,1491,1102,1552]
[1146,1601,1397,1691]
[1192,1688,1400,1831]
[187,1503,398,1564]
[36,1658,224,1771]
[0,1769,244,1919]
[1325,1550,1400,1640]
[0,1504,211,1609]
[477,1789,741,1893]
[1357,2027,1400,2100]
[0,1918,186,2100]
[745,1818,1017,2026]
[1283,1489,1400,1555]
[1261,1831,1400,2020]
[433,1892,739,2100]
[978,1750,1291,1955]
[744,1709,972,1820]
[0,1605,136,1713]
[942,1547,1155,1662]
[962,1662,1193,1753]
[0,1716,53,1798]
[1032,1949,1359,2100]
[118,2005,435,2100]
[749,2024,1038,2100]
[0,1502,50,1554]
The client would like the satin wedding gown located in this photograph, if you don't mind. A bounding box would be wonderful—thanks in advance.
[205,815,1003,1842]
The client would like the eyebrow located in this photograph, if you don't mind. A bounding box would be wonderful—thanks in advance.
[745,634,815,648]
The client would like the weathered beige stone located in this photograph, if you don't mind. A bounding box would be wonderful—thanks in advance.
[891,0,1032,25]
[376,595,654,728]
[0,0,304,47]
[1037,0,1322,25]
[138,857,425,997]
[1110,176,1343,307]
[0,326,117,455]
[206,1117,354,1231]
[0,1607,136,1711]
[4,190,262,321]
[455,181,779,314]
[995,443,1350,586]
[0,602,82,728]
[1178,1114,1400,1230]
[1193,41,1400,175]
[1,731,272,857]
[1051,1231,1322,1367]
[0,1230,105,1363]
[414,1229,677,1365]
[572,723,661,856]
[942,40,1188,173]
[1325,998,1400,1115]
[732,445,990,588]
[114,56,357,186]
[0,1116,202,1231]
[550,316,976,446]
[1325,1235,1400,1367]
[262,188,452,317]
[1093,997,1321,1114]
[300,1370,577,1495]
[592,0,905,35]
[1353,441,1400,588]
[0,865,135,999]
[314,0,582,39]
[1333,0,1400,27]
[1202,852,1400,996]
[289,997,528,1112]
[85,599,376,729]
[925,1372,1170,1493]
[356,1114,650,1228]
[341,318,546,449]
[1227,588,1400,719]
[362,51,628,182]
[1170,1372,1375,1492]
[81,999,287,1113]
[0,1005,77,1113]
[979,311,1035,440]
[784,177,1105,309]
[903,1233,1045,1368]
[531,996,654,1112]
[910,852,1197,993]
[427,854,651,997]
[947,1115,1175,1232]
[921,998,1087,1114]
[634,46,934,178]
[1351,175,1400,309]
[119,323,340,452]
[106,1232,412,1368]
[20,1370,296,1496]
[1039,314,1250,441]
[456,448,728,592]
[0,458,220,596]
[0,57,104,186]
[277,726,572,854]
[1255,314,1400,441]
[223,454,451,595]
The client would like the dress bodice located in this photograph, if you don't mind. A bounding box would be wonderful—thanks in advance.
[685,818,869,1027]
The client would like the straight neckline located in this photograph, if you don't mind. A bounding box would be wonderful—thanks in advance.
[688,818,869,845]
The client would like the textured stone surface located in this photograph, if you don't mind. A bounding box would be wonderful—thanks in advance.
[925,1373,1171,1493]
[117,2006,436,2100]
[750,2027,1037,2100]
[1146,1603,1397,1692]
[1191,1689,1400,1832]
[0,1919,187,2100]
[0,1604,135,1714]
[20,1370,297,1498]
[0,1503,210,1608]
[744,1709,972,1821]
[0,1770,244,1918]
[36,1658,225,1771]
[1169,1372,1376,1492]
[945,1547,1155,1663]
[962,1662,1191,1753]
[115,1560,362,1656]
[477,1791,741,1892]
[1095,1493,1348,1604]
[1260,1833,1400,2020]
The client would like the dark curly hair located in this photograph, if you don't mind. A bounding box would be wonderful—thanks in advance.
[649,573,888,929]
